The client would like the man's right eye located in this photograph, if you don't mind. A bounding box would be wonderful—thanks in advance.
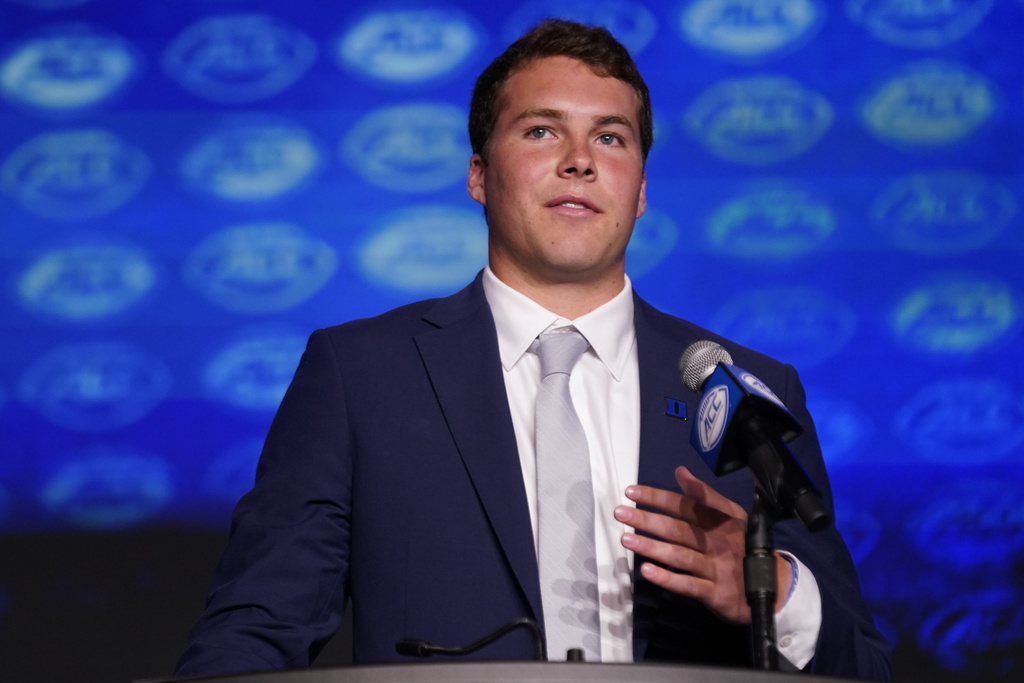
[528,127,549,139]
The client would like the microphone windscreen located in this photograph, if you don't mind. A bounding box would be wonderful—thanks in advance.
[679,340,734,392]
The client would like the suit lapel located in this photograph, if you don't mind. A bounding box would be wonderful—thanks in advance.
[631,295,706,660]
[414,277,544,626]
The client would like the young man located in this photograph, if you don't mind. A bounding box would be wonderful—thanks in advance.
[176,21,890,679]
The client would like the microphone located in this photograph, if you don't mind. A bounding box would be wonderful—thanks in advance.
[396,617,547,661]
[679,340,831,531]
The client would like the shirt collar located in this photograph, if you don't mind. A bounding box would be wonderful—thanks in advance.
[481,266,636,381]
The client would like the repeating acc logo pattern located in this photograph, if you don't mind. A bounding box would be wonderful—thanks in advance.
[505,0,658,54]
[679,0,825,62]
[1,129,151,220]
[163,14,317,102]
[18,341,172,432]
[358,205,487,291]
[684,76,833,164]
[891,274,1019,356]
[0,24,138,112]
[341,103,469,192]
[183,223,338,314]
[706,186,835,259]
[861,61,997,148]
[16,243,159,321]
[872,171,1015,255]
[181,119,323,203]
[847,0,995,49]
[337,7,481,84]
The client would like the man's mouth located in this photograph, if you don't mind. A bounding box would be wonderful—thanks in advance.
[548,196,598,212]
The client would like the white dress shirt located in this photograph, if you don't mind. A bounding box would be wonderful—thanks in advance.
[481,267,820,667]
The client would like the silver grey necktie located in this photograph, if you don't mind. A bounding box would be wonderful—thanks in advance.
[531,329,601,661]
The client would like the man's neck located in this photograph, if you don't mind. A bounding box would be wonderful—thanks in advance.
[488,266,627,320]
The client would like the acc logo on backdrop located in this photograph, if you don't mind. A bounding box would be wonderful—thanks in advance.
[891,273,1018,357]
[860,61,997,149]
[626,208,678,276]
[0,24,139,112]
[181,119,323,203]
[872,171,1014,255]
[678,0,825,62]
[894,377,1024,462]
[908,479,1024,572]
[706,186,835,259]
[847,0,994,49]
[0,129,151,220]
[341,102,469,193]
[916,587,1024,674]
[183,222,337,314]
[359,205,487,292]
[16,242,159,321]
[712,286,856,368]
[203,331,307,411]
[336,6,482,84]
[163,14,316,103]
[684,76,833,164]
[505,0,657,54]
[40,446,173,529]
[18,341,172,432]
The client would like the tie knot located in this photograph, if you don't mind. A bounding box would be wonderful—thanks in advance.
[531,329,590,378]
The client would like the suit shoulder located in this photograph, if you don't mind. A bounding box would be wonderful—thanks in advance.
[635,295,793,377]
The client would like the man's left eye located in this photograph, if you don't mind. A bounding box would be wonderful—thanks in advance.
[598,134,620,145]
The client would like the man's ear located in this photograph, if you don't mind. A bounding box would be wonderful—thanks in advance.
[467,154,487,206]
[636,172,647,219]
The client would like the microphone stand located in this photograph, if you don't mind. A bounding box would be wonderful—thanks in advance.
[745,490,780,671]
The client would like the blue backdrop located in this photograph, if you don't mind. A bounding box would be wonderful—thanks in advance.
[1,1,1022,680]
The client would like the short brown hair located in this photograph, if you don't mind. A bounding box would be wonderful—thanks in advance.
[468,19,653,163]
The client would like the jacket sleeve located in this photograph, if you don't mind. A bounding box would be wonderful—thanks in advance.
[176,329,352,677]
[775,363,892,680]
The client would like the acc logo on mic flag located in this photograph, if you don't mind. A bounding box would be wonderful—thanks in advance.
[695,384,730,453]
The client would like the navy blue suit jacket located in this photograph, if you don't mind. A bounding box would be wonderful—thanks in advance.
[176,274,890,679]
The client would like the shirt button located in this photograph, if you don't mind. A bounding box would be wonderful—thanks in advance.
[779,635,793,648]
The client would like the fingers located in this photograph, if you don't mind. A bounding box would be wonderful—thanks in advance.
[614,466,752,624]
[674,466,747,519]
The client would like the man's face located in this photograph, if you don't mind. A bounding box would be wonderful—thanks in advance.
[467,56,646,294]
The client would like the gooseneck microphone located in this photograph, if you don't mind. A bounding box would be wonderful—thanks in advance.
[678,340,831,531]
[396,617,547,661]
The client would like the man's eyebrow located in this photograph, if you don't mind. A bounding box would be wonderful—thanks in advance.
[593,114,635,131]
[512,108,565,124]
[512,109,636,133]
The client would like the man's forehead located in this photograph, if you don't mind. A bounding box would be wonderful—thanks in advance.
[495,56,640,123]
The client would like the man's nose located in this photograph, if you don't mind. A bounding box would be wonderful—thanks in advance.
[559,138,596,178]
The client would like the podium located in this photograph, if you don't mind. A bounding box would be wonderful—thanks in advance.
[144,662,860,683]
